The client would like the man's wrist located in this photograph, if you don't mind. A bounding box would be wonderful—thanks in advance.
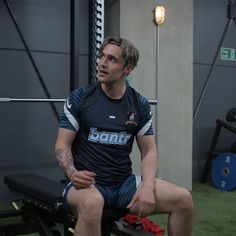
[66,166,77,180]
[142,182,155,192]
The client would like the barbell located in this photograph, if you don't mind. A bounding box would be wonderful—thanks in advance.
[0,98,158,105]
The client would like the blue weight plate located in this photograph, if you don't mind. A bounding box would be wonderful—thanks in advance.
[211,152,236,191]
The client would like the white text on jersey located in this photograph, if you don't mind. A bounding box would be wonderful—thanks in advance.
[88,127,131,145]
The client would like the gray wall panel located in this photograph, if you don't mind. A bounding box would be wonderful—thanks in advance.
[0,50,69,98]
[105,0,120,37]
[78,0,89,54]
[194,0,228,64]
[119,0,193,189]
[0,1,24,48]
[78,55,89,87]
[3,0,70,52]
[72,0,89,88]
[0,0,86,203]
[193,0,236,182]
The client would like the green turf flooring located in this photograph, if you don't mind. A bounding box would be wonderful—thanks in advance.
[149,182,236,236]
[1,182,235,236]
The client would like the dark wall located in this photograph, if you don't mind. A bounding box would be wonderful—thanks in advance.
[0,0,89,203]
[193,0,236,180]
[104,0,120,37]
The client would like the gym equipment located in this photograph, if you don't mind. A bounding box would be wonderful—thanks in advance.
[226,108,236,122]
[0,98,66,103]
[230,141,236,153]
[3,173,156,236]
[211,152,236,191]
[201,119,236,182]
[89,0,105,83]
[0,97,158,105]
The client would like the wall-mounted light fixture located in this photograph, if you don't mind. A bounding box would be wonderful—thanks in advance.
[154,6,166,25]
[153,5,166,146]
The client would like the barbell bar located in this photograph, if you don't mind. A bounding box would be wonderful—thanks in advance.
[0,97,158,105]
[0,98,66,103]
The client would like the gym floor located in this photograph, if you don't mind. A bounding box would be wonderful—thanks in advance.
[149,182,236,236]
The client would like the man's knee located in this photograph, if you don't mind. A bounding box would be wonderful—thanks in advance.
[79,193,104,221]
[178,188,193,213]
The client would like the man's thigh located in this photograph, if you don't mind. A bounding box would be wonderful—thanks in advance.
[153,179,191,213]
[129,178,191,214]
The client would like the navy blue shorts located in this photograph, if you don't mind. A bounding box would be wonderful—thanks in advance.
[63,175,142,209]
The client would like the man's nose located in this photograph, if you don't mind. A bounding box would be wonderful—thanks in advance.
[99,57,107,67]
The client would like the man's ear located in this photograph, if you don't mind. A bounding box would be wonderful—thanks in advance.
[124,65,134,76]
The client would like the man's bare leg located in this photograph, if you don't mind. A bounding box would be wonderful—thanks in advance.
[154,179,193,236]
[67,186,104,236]
[131,179,193,236]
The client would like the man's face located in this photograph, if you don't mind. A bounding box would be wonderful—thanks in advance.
[97,44,129,84]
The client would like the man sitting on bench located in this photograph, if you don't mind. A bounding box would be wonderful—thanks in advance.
[55,36,193,236]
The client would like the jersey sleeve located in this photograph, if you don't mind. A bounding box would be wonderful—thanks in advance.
[59,88,85,132]
[137,95,154,136]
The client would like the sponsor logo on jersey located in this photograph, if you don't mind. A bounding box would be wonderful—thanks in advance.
[125,112,137,126]
[88,127,131,145]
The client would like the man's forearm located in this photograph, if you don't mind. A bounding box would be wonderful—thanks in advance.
[141,153,157,190]
[55,148,77,179]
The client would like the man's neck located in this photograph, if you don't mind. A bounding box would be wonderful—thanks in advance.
[101,80,126,99]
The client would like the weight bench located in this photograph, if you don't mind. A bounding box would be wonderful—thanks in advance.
[3,173,154,236]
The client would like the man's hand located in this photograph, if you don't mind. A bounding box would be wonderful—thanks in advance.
[127,184,156,217]
[70,170,96,189]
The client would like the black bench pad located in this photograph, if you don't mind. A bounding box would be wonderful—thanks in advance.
[4,173,64,207]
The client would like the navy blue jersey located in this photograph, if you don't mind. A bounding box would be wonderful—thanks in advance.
[59,82,154,186]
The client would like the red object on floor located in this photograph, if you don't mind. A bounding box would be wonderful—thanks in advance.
[124,213,165,236]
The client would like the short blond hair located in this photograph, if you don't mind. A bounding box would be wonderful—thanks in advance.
[99,37,139,69]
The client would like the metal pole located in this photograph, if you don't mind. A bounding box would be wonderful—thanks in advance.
[0,98,66,103]
[155,25,160,144]
[0,97,157,104]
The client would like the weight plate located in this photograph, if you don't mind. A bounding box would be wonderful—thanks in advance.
[226,108,236,122]
[211,152,236,191]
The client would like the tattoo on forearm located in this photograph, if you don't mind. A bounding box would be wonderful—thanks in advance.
[55,148,76,179]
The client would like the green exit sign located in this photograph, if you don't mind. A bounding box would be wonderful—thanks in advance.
[220,47,236,61]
